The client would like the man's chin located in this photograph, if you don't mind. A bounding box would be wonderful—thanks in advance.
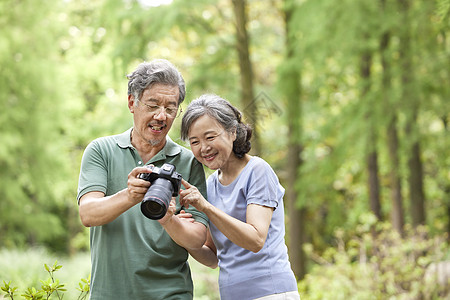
[148,138,164,146]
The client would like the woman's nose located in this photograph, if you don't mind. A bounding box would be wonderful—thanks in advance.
[201,142,211,152]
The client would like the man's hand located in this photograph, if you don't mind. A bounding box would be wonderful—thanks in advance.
[127,166,153,205]
[157,198,177,225]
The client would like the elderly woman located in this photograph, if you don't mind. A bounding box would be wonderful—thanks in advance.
[179,94,300,300]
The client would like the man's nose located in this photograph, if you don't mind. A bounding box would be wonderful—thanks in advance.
[153,108,167,120]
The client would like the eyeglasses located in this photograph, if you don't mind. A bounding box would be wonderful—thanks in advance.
[137,100,182,118]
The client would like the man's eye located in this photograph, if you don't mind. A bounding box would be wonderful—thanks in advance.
[206,136,215,141]
[190,141,199,146]
[149,105,159,110]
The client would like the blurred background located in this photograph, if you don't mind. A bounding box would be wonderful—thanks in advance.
[0,0,449,299]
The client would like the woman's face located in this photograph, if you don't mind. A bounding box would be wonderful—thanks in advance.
[188,115,236,170]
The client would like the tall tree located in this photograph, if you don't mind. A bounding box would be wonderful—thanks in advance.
[397,0,426,227]
[279,0,306,279]
[360,37,382,221]
[436,0,450,239]
[231,0,261,155]
[380,0,404,234]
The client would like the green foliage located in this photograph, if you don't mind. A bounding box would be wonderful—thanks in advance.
[0,249,91,300]
[1,281,18,299]
[299,215,449,299]
[0,0,77,250]
[0,249,217,300]
[0,0,448,294]
[1,260,89,300]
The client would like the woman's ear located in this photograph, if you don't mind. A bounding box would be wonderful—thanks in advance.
[231,126,237,142]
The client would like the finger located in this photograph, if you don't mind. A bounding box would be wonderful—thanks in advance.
[167,200,176,214]
[130,165,154,178]
[177,211,193,218]
[181,178,192,189]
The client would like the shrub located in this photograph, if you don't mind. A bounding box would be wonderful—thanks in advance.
[299,214,449,300]
[1,261,89,300]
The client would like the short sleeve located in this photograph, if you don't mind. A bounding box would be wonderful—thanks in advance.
[77,140,107,203]
[245,158,283,209]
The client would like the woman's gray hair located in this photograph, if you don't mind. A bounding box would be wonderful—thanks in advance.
[181,94,252,158]
[127,59,186,104]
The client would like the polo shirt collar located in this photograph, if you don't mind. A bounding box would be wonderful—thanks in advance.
[116,128,181,158]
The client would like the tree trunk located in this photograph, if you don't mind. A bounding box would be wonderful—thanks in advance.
[443,116,450,241]
[398,0,426,227]
[282,0,306,280]
[360,39,382,221]
[407,136,426,226]
[380,0,404,234]
[387,115,405,233]
[231,0,261,155]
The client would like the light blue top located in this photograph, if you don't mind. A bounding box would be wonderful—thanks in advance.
[207,156,298,300]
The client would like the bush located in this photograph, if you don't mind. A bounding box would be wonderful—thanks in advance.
[1,261,89,300]
[0,248,219,300]
[0,248,90,300]
[299,214,449,300]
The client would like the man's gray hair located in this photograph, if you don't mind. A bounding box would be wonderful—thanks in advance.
[127,59,186,104]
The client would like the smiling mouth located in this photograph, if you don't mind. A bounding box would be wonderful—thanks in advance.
[149,124,166,132]
[203,153,216,161]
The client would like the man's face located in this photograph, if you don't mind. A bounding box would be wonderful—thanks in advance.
[129,83,180,148]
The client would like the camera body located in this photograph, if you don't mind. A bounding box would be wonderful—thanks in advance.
[138,163,182,220]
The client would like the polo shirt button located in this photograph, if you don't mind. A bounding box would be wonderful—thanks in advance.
[138,161,142,165]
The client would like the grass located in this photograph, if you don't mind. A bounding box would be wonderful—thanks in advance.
[0,247,219,300]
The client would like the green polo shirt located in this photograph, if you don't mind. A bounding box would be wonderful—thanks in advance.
[77,128,208,300]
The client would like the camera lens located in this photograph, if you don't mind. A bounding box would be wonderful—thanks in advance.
[140,178,174,220]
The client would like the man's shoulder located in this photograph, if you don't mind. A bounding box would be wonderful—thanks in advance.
[88,130,130,149]
[166,136,194,158]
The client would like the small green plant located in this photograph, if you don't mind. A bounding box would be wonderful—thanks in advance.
[1,261,90,300]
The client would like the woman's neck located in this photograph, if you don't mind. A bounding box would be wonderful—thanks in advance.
[218,154,251,186]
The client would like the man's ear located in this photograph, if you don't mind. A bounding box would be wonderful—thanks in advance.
[128,94,135,113]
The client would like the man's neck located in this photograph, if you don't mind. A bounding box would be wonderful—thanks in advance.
[130,129,166,163]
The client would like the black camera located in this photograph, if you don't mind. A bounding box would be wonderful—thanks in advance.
[138,163,182,220]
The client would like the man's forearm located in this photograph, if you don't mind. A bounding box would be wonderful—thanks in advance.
[79,189,135,227]
[161,216,207,249]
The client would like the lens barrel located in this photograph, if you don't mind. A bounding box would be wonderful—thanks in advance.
[140,178,174,220]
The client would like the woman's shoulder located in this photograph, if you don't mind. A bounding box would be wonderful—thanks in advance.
[247,156,274,173]
[206,170,220,184]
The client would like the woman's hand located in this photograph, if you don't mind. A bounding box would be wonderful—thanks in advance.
[176,210,195,223]
[179,179,209,212]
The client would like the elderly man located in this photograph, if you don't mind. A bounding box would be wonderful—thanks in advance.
[77,59,208,299]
